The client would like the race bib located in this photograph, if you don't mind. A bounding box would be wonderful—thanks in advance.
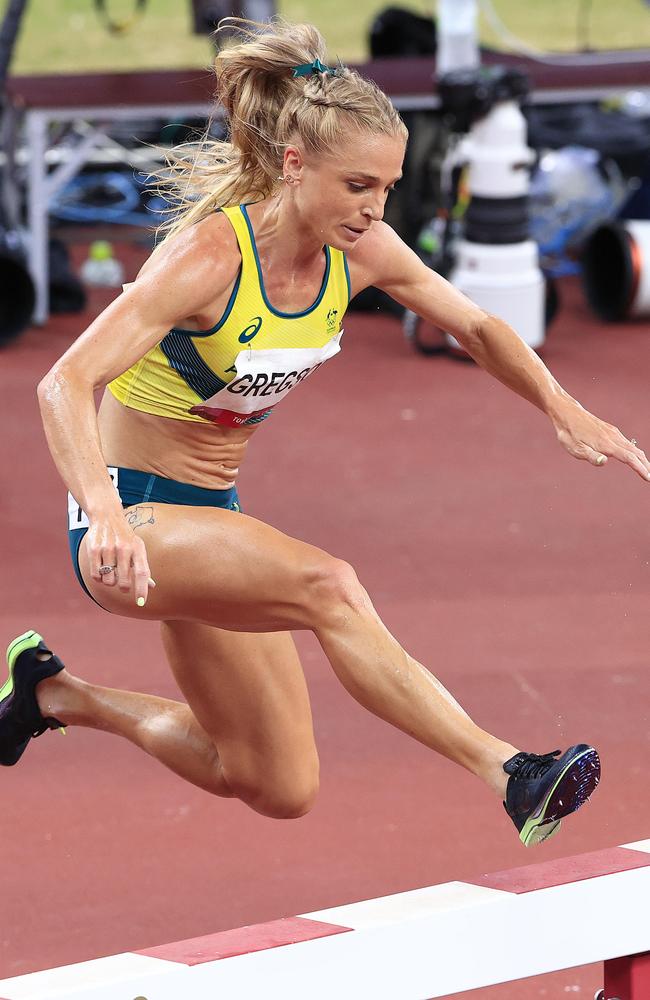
[189,331,343,427]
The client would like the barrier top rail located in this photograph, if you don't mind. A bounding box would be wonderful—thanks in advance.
[2,838,650,1000]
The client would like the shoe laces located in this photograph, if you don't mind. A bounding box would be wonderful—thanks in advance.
[510,750,561,780]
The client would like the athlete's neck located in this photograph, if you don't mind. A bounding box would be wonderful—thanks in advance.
[246,197,325,272]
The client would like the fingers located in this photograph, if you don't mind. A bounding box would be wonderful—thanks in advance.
[120,537,154,607]
[576,434,650,482]
[559,433,608,468]
[88,533,155,606]
[132,551,155,608]
[90,546,118,586]
[116,544,133,595]
[573,446,607,468]
[562,423,650,481]
[626,440,650,482]
[596,435,650,481]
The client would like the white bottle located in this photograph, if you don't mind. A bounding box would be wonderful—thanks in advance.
[437,0,479,76]
[80,240,125,287]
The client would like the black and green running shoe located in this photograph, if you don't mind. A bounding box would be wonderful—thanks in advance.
[503,744,601,847]
[0,630,66,766]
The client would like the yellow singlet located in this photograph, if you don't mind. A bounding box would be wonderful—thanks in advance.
[108,205,351,428]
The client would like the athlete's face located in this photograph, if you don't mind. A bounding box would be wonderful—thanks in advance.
[283,131,406,249]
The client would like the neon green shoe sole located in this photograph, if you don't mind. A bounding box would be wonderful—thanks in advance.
[504,745,601,848]
[520,818,562,848]
[0,630,65,766]
[2,630,44,701]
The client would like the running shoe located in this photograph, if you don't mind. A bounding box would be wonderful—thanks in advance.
[503,744,600,847]
[0,630,66,766]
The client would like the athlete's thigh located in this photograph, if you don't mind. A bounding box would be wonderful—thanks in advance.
[79,503,333,629]
[160,619,318,782]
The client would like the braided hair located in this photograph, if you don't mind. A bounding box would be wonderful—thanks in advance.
[154,17,407,244]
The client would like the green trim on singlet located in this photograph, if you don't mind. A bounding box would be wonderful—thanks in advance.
[343,255,352,304]
[169,267,243,338]
[240,204,332,319]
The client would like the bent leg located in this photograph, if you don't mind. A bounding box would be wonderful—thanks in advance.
[38,667,232,796]
[36,623,319,817]
[79,505,517,795]
[161,622,319,818]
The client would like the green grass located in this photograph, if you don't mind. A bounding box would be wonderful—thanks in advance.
[477,0,650,56]
[11,0,650,74]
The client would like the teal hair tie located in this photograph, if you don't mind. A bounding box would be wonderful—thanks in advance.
[292,59,336,77]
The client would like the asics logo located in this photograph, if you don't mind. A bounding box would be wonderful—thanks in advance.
[238,316,263,344]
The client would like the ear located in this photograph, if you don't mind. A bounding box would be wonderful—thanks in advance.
[282,144,304,183]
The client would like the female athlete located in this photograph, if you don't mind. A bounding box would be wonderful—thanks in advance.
[3,19,648,848]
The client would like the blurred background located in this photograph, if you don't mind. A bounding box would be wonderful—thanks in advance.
[1,3,650,999]
[9,0,650,69]
[0,0,649,345]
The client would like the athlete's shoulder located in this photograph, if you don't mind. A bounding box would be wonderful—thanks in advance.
[344,220,414,292]
[355,219,403,251]
[136,211,241,290]
[120,212,241,328]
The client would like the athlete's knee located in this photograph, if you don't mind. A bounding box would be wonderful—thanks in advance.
[224,760,320,820]
[261,779,319,820]
[306,557,372,621]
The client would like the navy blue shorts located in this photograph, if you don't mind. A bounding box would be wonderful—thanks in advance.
[67,466,241,605]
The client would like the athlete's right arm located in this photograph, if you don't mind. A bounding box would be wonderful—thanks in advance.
[37,217,239,606]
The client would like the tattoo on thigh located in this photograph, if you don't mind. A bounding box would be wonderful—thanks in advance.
[124,505,155,531]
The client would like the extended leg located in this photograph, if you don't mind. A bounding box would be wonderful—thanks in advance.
[312,570,516,794]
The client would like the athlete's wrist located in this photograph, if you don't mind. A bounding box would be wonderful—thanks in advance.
[84,493,124,523]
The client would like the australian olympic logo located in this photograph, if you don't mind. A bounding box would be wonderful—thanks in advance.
[326,307,338,331]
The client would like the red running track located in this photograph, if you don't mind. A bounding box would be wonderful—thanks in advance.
[1,243,649,997]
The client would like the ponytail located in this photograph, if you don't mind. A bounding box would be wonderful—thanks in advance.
[153,18,406,246]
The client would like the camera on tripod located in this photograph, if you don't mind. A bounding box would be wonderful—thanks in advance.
[407,63,546,355]
[438,66,530,134]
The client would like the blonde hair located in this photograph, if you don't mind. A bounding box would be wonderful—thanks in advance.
[154,18,407,244]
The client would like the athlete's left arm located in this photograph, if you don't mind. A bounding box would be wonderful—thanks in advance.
[351,222,650,481]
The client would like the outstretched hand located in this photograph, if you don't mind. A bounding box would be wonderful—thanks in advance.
[552,399,650,482]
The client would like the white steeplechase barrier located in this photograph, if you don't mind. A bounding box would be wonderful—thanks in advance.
[2,839,650,1000]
